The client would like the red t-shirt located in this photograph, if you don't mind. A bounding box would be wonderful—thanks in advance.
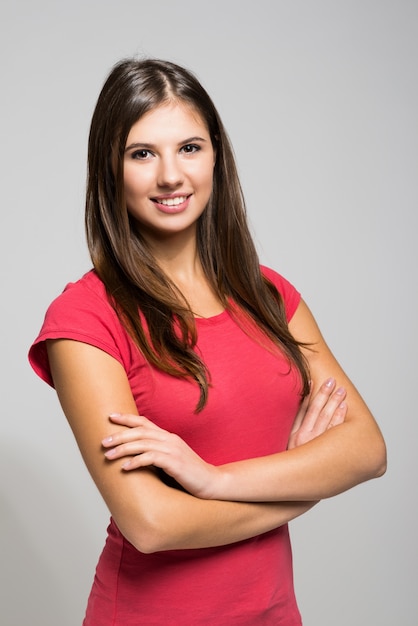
[29,267,303,625]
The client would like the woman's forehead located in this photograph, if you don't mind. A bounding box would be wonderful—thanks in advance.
[126,101,210,143]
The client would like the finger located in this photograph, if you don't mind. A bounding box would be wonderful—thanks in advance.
[299,378,336,431]
[104,438,172,460]
[121,450,170,471]
[102,425,169,448]
[327,401,347,429]
[290,390,311,435]
[308,387,347,434]
[295,384,347,443]
[108,413,149,428]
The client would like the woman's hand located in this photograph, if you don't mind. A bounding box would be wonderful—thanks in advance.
[288,378,347,450]
[102,414,220,498]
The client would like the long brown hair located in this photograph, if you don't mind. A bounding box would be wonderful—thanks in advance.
[86,58,309,411]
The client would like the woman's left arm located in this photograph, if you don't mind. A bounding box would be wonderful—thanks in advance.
[105,299,387,502]
[214,299,386,501]
[277,298,386,496]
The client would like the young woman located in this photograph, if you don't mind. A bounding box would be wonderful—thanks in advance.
[29,58,386,625]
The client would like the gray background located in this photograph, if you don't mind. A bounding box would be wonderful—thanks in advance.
[1,1,417,624]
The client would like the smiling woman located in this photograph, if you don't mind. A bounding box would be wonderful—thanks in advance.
[123,102,216,243]
[28,58,386,626]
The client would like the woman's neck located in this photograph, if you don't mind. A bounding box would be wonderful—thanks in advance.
[147,233,224,318]
[151,233,201,283]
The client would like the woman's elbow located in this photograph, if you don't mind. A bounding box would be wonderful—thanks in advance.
[117,521,169,554]
[365,434,387,481]
[373,439,387,478]
[126,521,164,554]
[116,500,184,554]
[131,533,166,555]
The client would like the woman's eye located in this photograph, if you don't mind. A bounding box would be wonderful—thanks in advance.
[132,149,152,160]
[181,144,200,154]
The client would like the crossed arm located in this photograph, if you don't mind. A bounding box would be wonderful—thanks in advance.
[102,300,386,501]
[47,299,386,553]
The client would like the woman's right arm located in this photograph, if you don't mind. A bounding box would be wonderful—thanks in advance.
[47,338,315,553]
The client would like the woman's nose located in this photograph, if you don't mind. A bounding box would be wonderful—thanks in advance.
[157,155,184,188]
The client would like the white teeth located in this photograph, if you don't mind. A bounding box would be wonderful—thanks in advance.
[158,196,187,206]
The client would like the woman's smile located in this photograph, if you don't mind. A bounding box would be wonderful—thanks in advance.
[151,193,192,213]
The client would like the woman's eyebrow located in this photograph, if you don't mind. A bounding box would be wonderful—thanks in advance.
[180,136,208,144]
[125,136,208,152]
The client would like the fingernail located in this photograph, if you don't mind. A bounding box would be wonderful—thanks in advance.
[325,378,334,387]
[336,387,345,395]
[104,448,116,457]
[122,460,132,470]
[109,413,122,418]
[102,436,113,444]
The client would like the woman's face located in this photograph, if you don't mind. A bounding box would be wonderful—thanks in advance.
[123,101,215,245]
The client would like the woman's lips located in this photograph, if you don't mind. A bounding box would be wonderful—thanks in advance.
[152,194,191,213]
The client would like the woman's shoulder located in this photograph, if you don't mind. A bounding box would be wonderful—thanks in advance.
[29,270,131,387]
[56,268,109,303]
[260,264,295,288]
[41,268,119,321]
[260,265,301,322]
[39,269,125,337]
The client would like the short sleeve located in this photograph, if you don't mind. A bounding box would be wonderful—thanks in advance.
[28,271,133,387]
[260,265,301,321]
